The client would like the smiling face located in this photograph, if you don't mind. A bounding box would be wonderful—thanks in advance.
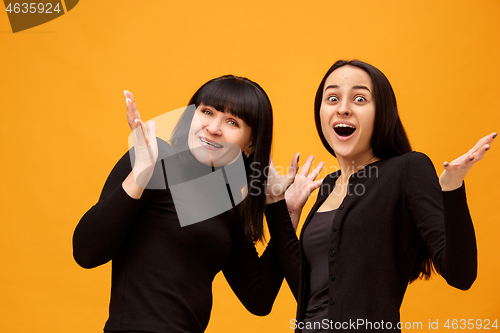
[188,104,254,167]
[320,65,376,162]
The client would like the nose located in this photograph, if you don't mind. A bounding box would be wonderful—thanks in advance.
[337,100,352,117]
[204,118,222,136]
[337,110,351,116]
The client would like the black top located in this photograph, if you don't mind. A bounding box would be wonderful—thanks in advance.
[265,152,477,332]
[303,210,337,333]
[73,140,283,333]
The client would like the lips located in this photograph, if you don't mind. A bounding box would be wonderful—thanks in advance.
[199,136,223,149]
[333,121,356,141]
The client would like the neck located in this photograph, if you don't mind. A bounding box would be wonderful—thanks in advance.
[336,151,379,183]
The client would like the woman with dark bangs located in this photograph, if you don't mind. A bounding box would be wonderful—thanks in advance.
[265,60,495,332]
[73,75,293,333]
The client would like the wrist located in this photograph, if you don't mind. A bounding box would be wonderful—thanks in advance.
[287,208,302,232]
[441,180,464,192]
[122,172,146,199]
[266,194,285,205]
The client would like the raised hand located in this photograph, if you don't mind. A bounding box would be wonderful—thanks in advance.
[439,132,496,191]
[265,153,300,205]
[123,91,158,196]
[284,155,324,230]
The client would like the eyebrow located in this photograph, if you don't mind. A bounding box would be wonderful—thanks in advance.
[324,85,371,93]
[353,85,371,93]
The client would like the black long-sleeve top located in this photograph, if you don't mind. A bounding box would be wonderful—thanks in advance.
[265,152,477,332]
[73,140,283,333]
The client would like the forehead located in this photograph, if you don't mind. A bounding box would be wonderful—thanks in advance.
[324,66,373,91]
[198,103,253,129]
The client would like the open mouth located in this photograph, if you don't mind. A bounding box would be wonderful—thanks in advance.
[199,137,223,149]
[334,123,356,137]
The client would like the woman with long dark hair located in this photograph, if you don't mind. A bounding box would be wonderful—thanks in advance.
[265,60,495,332]
[73,75,288,333]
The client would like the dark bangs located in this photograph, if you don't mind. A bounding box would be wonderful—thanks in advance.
[193,76,261,130]
[170,74,273,242]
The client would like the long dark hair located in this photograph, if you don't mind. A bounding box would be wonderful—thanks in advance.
[314,60,412,159]
[314,60,434,282]
[171,75,273,242]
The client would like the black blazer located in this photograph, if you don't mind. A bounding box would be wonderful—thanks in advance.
[266,151,477,332]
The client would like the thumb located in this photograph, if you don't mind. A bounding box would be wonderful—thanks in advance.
[132,120,147,147]
[287,153,300,178]
[311,178,324,191]
[268,155,277,174]
[146,120,157,139]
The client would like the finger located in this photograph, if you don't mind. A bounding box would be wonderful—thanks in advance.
[135,119,150,147]
[307,161,325,181]
[287,153,300,178]
[126,91,141,130]
[470,132,496,153]
[131,124,146,148]
[127,100,136,130]
[145,120,157,162]
[303,178,324,195]
[125,90,135,129]
[125,90,136,103]
[310,178,324,191]
[146,120,157,149]
[299,155,315,177]
[146,120,157,138]
[468,143,491,164]
[268,155,278,176]
[443,162,458,174]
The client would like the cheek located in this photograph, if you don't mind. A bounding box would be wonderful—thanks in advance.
[319,107,333,136]
[237,126,253,148]
[360,109,376,140]
[190,115,202,134]
[367,108,376,133]
[236,131,251,149]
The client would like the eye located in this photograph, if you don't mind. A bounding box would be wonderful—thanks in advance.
[354,96,367,103]
[201,108,213,116]
[327,95,338,102]
[227,119,239,127]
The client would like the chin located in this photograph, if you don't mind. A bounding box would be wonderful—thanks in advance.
[330,141,355,158]
[191,150,214,167]
[190,145,242,167]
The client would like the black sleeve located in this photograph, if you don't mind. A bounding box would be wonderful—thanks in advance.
[404,152,477,290]
[222,224,284,316]
[264,200,301,300]
[72,151,150,269]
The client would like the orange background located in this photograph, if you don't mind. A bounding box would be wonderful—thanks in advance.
[1,0,499,332]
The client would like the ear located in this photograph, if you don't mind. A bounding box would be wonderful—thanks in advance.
[243,142,254,156]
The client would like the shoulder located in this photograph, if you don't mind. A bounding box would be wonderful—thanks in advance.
[400,151,440,192]
[366,152,438,189]
[380,151,435,171]
[404,151,436,173]
[406,151,433,164]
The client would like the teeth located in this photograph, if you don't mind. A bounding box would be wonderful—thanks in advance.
[334,123,355,129]
[200,137,223,148]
